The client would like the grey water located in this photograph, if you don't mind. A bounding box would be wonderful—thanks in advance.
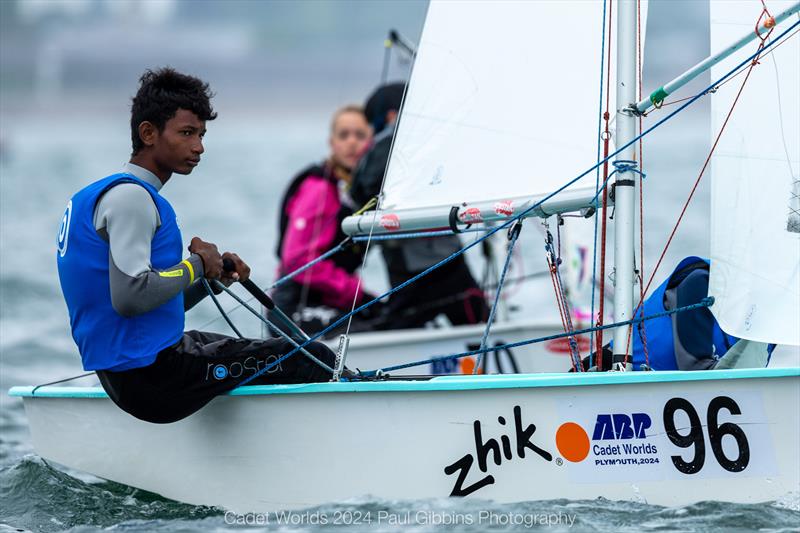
[1,1,799,531]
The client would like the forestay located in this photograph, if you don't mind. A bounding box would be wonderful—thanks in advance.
[709,1,800,345]
[343,0,649,235]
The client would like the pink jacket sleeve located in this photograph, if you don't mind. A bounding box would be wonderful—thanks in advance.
[279,176,364,310]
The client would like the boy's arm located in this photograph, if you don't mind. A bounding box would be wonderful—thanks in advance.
[95,183,203,317]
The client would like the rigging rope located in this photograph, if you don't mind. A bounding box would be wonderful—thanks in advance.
[636,0,650,367]
[202,278,243,338]
[32,372,95,395]
[228,20,799,389]
[210,281,334,373]
[474,221,523,373]
[592,0,614,370]
[589,160,646,205]
[545,223,582,371]
[269,239,349,289]
[195,238,349,332]
[390,270,548,322]
[358,298,715,376]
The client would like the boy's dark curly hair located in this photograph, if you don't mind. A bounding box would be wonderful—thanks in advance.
[130,67,217,154]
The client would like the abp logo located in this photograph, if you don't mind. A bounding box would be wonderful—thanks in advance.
[592,413,651,440]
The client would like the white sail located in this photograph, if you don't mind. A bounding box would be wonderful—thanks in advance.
[709,1,800,345]
[344,0,649,235]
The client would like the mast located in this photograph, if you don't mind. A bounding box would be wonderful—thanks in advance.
[611,0,638,368]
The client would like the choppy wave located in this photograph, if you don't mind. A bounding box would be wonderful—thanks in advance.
[0,456,798,533]
[0,456,219,533]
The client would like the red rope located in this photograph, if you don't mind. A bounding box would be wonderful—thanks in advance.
[756,0,775,41]
[594,0,614,371]
[636,0,649,367]
[621,0,649,364]
[549,258,576,371]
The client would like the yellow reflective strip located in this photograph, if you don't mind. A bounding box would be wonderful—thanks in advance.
[158,269,184,279]
[181,259,195,283]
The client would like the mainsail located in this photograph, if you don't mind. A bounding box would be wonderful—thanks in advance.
[708,1,800,345]
[343,0,649,235]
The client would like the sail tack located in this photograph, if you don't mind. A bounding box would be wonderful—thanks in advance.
[709,1,800,345]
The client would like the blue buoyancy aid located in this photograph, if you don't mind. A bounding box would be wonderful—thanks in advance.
[630,256,739,370]
[57,173,184,371]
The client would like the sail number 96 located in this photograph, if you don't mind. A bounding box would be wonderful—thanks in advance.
[663,396,750,475]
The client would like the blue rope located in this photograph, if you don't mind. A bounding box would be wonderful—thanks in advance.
[474,222,522,373]
[359,297,715,375]
[589,0,607,372]
[352,227,490,242]
[590,0,610,369]
[211,281,334,373]
[268,240,347,290]
[232,20,799,389]
[589,160,646,205]
[195,239,348,332]
[555,259,582,368]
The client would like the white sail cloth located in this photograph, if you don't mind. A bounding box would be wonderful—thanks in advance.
[372,0,647,223]
[709,1,800,345]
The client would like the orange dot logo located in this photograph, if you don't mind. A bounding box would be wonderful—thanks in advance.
[459,357,484,375]
[556,422,590,462]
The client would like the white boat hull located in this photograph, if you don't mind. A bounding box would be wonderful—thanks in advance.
[11,368,799,512]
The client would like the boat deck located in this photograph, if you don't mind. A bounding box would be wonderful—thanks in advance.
[9,367,799,398]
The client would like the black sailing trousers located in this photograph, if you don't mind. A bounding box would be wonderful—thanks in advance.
[97,330,335,424]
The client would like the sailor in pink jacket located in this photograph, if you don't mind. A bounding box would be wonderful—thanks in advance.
[271,106,382,336]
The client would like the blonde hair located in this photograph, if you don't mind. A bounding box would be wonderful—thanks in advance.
[330,105,367,132]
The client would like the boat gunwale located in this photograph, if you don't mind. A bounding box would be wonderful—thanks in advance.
[8,367,799,399]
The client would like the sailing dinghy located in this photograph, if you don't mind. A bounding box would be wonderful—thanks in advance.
[10,0,800,511]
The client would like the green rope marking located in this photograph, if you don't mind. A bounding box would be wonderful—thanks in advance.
[650,86,669,107]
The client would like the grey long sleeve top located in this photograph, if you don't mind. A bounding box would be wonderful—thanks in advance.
[93,162,207,317]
